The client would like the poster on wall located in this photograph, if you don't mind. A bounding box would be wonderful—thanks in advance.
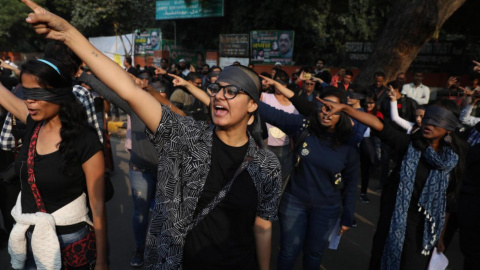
[219,34,249,58]
[250,30,294,65]
[134,29,162,56]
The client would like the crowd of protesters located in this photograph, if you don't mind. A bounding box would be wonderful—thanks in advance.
[0,1,480,270]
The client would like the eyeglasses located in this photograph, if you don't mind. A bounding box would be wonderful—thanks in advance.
[207,83,245,99]
[367,101,376,105]
[305,82,315,86]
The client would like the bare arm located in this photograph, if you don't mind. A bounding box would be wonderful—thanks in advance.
[319,98,384,132]
[260,75,294,98]
[22,0,161,132]
[0,59,21,76]
[254,217,272,270]
[83,151,108,270]
[168,73,211,106]
[0,82,28,124]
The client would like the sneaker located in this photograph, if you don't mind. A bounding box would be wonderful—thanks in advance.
[360,193,370,204]
[352,219,358,228]
[130,249,144,267]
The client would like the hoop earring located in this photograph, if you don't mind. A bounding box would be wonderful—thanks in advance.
[444,132,452,144]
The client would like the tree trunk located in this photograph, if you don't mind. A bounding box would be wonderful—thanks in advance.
[354,0,466,87]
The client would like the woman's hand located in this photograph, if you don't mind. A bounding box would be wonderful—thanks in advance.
[22,0,73,42]
[154,66,167,75]
[259,75,277,88]
[388,85,396,101]
[298,71,307,81]
[339,225,351,235]
[317,97,347,117]
[473,60,480,73]
[168,73,189,87]
[0,59,10,69]
[458,86,473,96]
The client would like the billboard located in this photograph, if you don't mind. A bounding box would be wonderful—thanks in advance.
[219,34,249,58]
[250,30,294,65]
[134,29,161,56]
[156,0,224,20]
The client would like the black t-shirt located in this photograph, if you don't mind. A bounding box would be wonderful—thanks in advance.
[183,133,259,270]
[15,116,103,234]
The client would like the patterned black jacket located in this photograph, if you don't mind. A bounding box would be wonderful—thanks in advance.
[144,107,282,269]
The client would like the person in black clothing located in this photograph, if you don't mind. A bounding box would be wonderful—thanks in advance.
[320,98,466,270]
[258,76,358,270]
[458,122,480,270]
[0,57,108,269]
[124,55,139,77]
[377,80,418,189]
[368,71,389,107]
[22,5,281,270]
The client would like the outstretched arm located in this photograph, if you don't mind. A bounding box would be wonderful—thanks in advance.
[169,73,211,107]
[319,98,384,132]
[260,75,316,116]
[260,75,294,99]
[0,82,28,124]
[388,86,414,133]
[0,59,20,77]
[22,0,161,132]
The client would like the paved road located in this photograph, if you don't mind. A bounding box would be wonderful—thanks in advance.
[1,136,464,269]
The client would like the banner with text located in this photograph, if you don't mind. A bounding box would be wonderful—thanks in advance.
[219,34,249,58]
[156,0,224,20]
[250,30,294,65]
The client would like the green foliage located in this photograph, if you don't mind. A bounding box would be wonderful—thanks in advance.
[0,0,474,66]
[167,0,392,65]
[0,0,42,51]
[70,0,156,36]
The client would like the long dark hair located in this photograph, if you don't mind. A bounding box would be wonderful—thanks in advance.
[21,59,92,175]
[411,99,466,204]
[363,91,379,115]
[309,87,353,148]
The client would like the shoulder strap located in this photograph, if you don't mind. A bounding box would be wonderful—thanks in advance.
[27,122,47,213]
[193,156,253,227]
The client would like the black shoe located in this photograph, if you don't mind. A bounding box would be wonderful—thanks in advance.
[352,219,358,228]
[360,193,370,204]
[130,249,144,267]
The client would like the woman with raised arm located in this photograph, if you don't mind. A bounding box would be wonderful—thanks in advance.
[21,1,281,269]
[258,76,359,270]
[0,58,106,270]
[319,97,466,270]
[387,83,426,134]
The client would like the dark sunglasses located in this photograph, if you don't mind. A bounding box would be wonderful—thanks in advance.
[207,83,245,99]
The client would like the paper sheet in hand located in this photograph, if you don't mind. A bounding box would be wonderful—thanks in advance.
[328,218,341,250]
[427,248,448,270]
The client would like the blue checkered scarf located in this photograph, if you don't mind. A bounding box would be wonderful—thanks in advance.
[381,143,458,270]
